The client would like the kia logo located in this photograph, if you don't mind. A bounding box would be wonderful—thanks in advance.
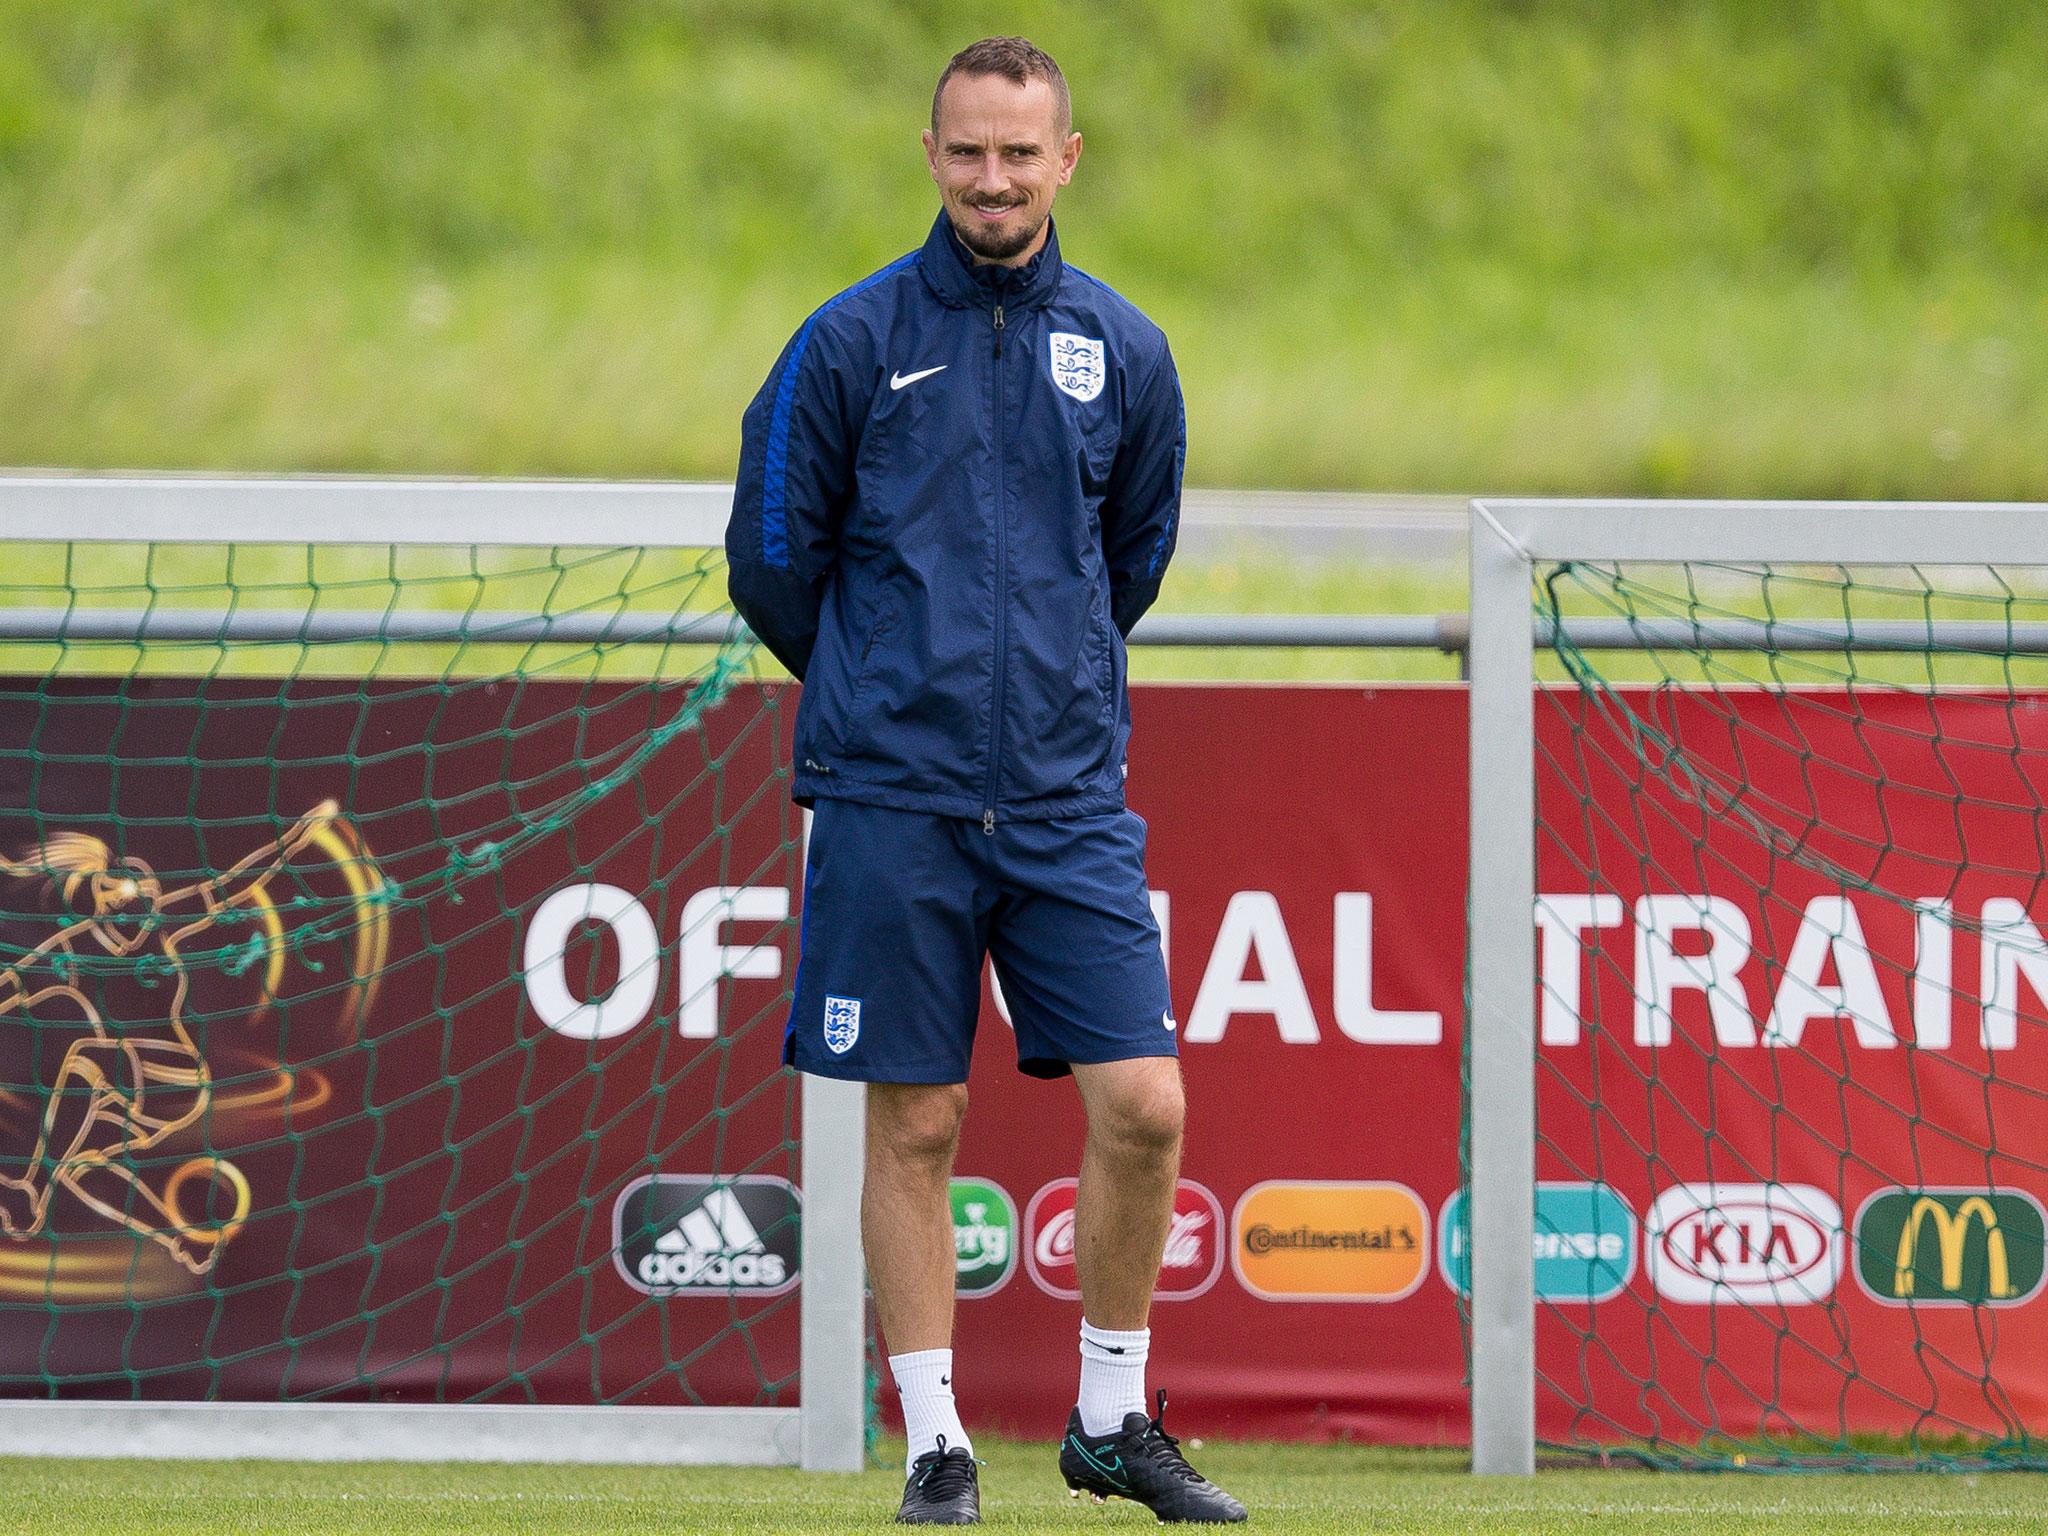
[1646,1183,1842,1305]
[1659,1198,1828,1284]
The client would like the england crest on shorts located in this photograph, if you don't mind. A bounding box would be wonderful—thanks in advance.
[1048,333,1105,403]
[822,995,861,1054]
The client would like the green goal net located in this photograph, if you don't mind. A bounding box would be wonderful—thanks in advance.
[1515,555,2048,1470]
[0,520,825,1447]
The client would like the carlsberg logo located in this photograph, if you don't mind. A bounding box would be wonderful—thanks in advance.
[950,1177,1017,1297]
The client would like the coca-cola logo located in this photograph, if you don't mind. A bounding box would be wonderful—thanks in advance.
[1023,1177,1225,1301]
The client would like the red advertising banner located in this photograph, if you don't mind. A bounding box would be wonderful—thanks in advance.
[6,677,2048,1448]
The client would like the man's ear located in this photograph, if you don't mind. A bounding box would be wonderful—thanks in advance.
[923,128,941,183]
[1059,131,1082,185]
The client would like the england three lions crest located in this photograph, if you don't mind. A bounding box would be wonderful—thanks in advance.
[822,994,861,1055]
[1048,333,1106,403]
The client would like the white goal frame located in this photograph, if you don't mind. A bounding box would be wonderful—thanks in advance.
[0,475,866,1469]
[1465,496,2048,1475]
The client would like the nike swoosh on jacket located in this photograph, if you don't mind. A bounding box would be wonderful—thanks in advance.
[889,365,947,390]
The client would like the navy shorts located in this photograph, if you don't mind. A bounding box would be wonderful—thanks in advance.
[784,800,1176,1083]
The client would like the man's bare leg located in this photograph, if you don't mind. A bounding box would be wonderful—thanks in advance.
[1058,1056,1242,1521]
[1071,1056,1184,1328]
[863,1081,972,1471]
[864,1081,967,1350]
[1066,1057,1184,1440]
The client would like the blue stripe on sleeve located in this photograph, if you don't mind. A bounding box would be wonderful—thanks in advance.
[1145,379,1186,579]
[760,253,917,569]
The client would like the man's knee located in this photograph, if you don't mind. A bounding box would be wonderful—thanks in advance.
[1089,1066,1185,1164]
[868,1081,969,1168]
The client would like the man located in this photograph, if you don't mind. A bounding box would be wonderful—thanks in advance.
[727,36,1244,1527]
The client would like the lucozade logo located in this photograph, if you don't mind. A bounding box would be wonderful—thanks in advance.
[1439,1183,1635,1303]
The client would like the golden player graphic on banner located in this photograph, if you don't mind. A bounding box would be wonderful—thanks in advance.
[0,800,386,1284]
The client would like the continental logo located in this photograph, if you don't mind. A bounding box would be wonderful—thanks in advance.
[1231,1181,1428,1302]
[1853,1188,2047,1307]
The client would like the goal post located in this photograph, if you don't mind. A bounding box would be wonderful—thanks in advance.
[0,476,865,1468]
[1468,498,2048,1475]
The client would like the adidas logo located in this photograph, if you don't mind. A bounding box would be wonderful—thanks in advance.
[631,1184,790,1291]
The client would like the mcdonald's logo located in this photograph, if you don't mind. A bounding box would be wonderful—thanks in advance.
[1853,1188,2047,1307]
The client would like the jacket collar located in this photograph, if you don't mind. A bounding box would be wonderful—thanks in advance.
[916,210,1064,312]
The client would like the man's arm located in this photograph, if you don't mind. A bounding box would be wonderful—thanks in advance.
[1100,340,1187,637]
[726,317,859,680]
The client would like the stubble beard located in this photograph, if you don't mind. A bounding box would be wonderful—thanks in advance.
[948,198,1049,263]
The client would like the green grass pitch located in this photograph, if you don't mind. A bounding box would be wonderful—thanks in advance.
[8,1440,2046,1535]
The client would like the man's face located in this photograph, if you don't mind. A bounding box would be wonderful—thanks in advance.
[924,73,1080,265]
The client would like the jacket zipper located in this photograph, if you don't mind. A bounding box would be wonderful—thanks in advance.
[983,301,1006,835]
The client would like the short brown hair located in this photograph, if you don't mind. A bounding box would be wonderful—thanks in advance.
[932,36,1072,138]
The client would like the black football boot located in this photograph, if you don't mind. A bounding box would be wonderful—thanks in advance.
[1059,1391,1247,1523]
[896,1434,981,1525]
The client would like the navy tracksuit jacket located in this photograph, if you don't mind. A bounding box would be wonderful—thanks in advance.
[726,213,1185,828]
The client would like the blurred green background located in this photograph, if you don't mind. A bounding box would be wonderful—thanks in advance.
[4,0,2045,497]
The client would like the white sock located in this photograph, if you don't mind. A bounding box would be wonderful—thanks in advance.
[1077,1319,1150,1436]
[890,1347,969,1473]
